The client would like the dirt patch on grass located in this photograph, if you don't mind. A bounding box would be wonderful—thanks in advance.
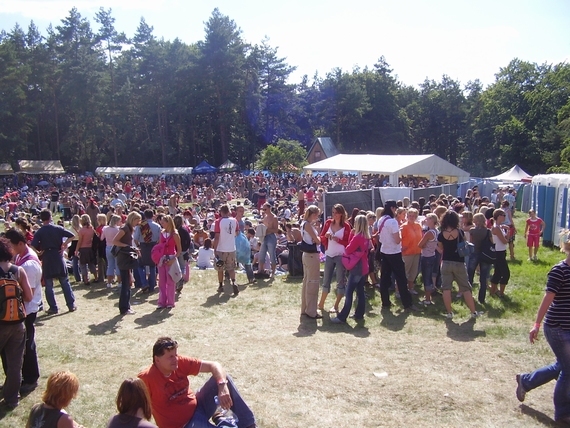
[1,268,560,427]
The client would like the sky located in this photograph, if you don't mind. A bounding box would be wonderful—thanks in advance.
[0,0,569,88]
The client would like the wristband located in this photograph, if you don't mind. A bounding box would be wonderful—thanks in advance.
[534,323,541,329]
[217,379,228,386]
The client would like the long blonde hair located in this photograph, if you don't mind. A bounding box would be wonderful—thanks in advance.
[162,215,175,233]
[353,215,370,238]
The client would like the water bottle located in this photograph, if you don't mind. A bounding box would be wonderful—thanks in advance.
[213,395,239,426]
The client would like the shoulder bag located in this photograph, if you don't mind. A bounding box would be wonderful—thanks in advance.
[457,229,475,258]
[298,222,318,253]
[479,229,496,265]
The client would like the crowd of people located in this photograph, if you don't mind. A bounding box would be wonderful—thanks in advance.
[3,171,569,425]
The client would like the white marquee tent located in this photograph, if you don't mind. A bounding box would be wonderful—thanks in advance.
[95,167,193,175]
[303,154,469,185]
[487,164,532,182]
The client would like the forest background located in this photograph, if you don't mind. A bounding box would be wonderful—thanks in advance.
[1,7,570,177]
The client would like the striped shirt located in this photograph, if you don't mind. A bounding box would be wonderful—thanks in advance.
[545,261,570,330]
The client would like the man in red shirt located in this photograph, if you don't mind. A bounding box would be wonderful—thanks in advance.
[138,337,256,428]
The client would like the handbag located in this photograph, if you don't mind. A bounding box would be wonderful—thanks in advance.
[168,258,183,283]
[457,229,475,258]
[342,246,365,270]
[479,229,496,264]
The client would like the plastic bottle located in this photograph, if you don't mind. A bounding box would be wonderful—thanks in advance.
[213,395,239,426]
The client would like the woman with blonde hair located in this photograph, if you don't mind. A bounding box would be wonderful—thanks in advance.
[26,371,84,428]
[331,215,370,323]
[75,214,97,285]
[112,211,142,315]
[300,205,322,318]
[157,214,182,309]
[106,378,156,428]
[102,214,122,288]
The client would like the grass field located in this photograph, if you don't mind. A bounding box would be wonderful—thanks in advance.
[0,213,566,427]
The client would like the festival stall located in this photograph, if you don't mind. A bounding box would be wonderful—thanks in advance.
[18,160,65,174]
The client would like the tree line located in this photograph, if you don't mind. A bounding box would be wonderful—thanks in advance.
[1,7,569,176]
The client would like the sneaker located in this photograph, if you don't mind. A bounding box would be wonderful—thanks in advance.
[330,317,344,324]
[421,299,434,305]
[121,309,135,315]
[409,289,418,295]
[515,374,526,402]
[69,305,77,312]
[471,311,484,319]
[217,285,224,293]
[106,283,113,288]
[46,308,58,315]
[445,312,454,319]
[232,284,239,296]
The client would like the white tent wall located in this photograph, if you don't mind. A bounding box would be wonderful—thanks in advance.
[95,167,192,175]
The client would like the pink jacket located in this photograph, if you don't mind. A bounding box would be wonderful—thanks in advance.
[345,232,369,276]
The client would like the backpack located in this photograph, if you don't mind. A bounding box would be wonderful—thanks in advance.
[0,265,26,323]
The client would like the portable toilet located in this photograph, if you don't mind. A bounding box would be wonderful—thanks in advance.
[554,174,570,247]
[532,175,559,246]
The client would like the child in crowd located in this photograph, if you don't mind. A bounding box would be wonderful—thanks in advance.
[524,209,545,261]
[196,238,215,269]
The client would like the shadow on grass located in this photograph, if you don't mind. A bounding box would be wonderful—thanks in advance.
[444,318,486,342]
[82,286,117,300]
[482,294,524,319]
[200,292,234,308]
[379,308,411,332]
[87,314,123,335]
[519,404,557,427]
[134,308,174,329]
[294,316,318,337]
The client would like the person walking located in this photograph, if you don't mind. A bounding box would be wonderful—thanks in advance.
[515,231,570,423]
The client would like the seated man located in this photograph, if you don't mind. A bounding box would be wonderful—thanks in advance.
[138,337,256,428]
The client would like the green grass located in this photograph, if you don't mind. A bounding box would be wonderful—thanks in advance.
[0,210,565,427]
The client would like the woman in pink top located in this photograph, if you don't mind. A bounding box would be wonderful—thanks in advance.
[75,214,97,285]
[331,215,370,323]
[102,215,122,287]
[157,215,181,309]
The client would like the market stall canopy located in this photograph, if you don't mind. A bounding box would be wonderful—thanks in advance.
[95,167,193,175]
[487,165,532,182]
[193,160,218,174]
[218,159,239,172]
[303,154,469,184]
[18,160,65,174]
[0,163,14,175]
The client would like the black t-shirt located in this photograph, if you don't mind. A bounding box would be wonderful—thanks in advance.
[50,190,60,202]
[437,229,464,262]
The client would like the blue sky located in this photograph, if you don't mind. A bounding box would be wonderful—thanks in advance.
[1,0,568,87]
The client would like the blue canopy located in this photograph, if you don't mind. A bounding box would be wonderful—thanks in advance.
[193,160,218,174]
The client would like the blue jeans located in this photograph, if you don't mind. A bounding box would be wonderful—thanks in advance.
[44,276,75,312]
[519,362,560,393]
[135,265,157,292]
[467,253,492,303]
[184,375,256,428]
[72,255,81,282]
[259,233,277,267]
[105,246,120,277]
[322,255,346,294]
[544,324,570,421]
[420,255,437,292]
[338,270,365,321]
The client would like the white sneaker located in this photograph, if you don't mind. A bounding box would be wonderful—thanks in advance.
[471,311,484,319]
[421,300,434,305]
[106,283,113,288]
[445,312,454,319]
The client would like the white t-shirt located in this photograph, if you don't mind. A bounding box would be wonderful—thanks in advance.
[378,216,402,254]
[17,249,43,314]
[215,217,237,252]
[326,227,345,257]
[197,247,215,268]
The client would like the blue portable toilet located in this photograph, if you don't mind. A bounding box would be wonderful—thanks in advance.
[532,175,570,247]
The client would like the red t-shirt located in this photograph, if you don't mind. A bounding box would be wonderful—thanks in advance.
[138,356,201,428]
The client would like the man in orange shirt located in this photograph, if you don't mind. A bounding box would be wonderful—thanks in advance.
[139,337,256,428]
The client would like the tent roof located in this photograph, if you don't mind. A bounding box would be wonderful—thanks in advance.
[487,165,532,181]
[18,160,65,174]
[95,167,192,175]
[0,163,14,175]
[193,160,218,174]
[303,154,469,178]
[218,160,238,171]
